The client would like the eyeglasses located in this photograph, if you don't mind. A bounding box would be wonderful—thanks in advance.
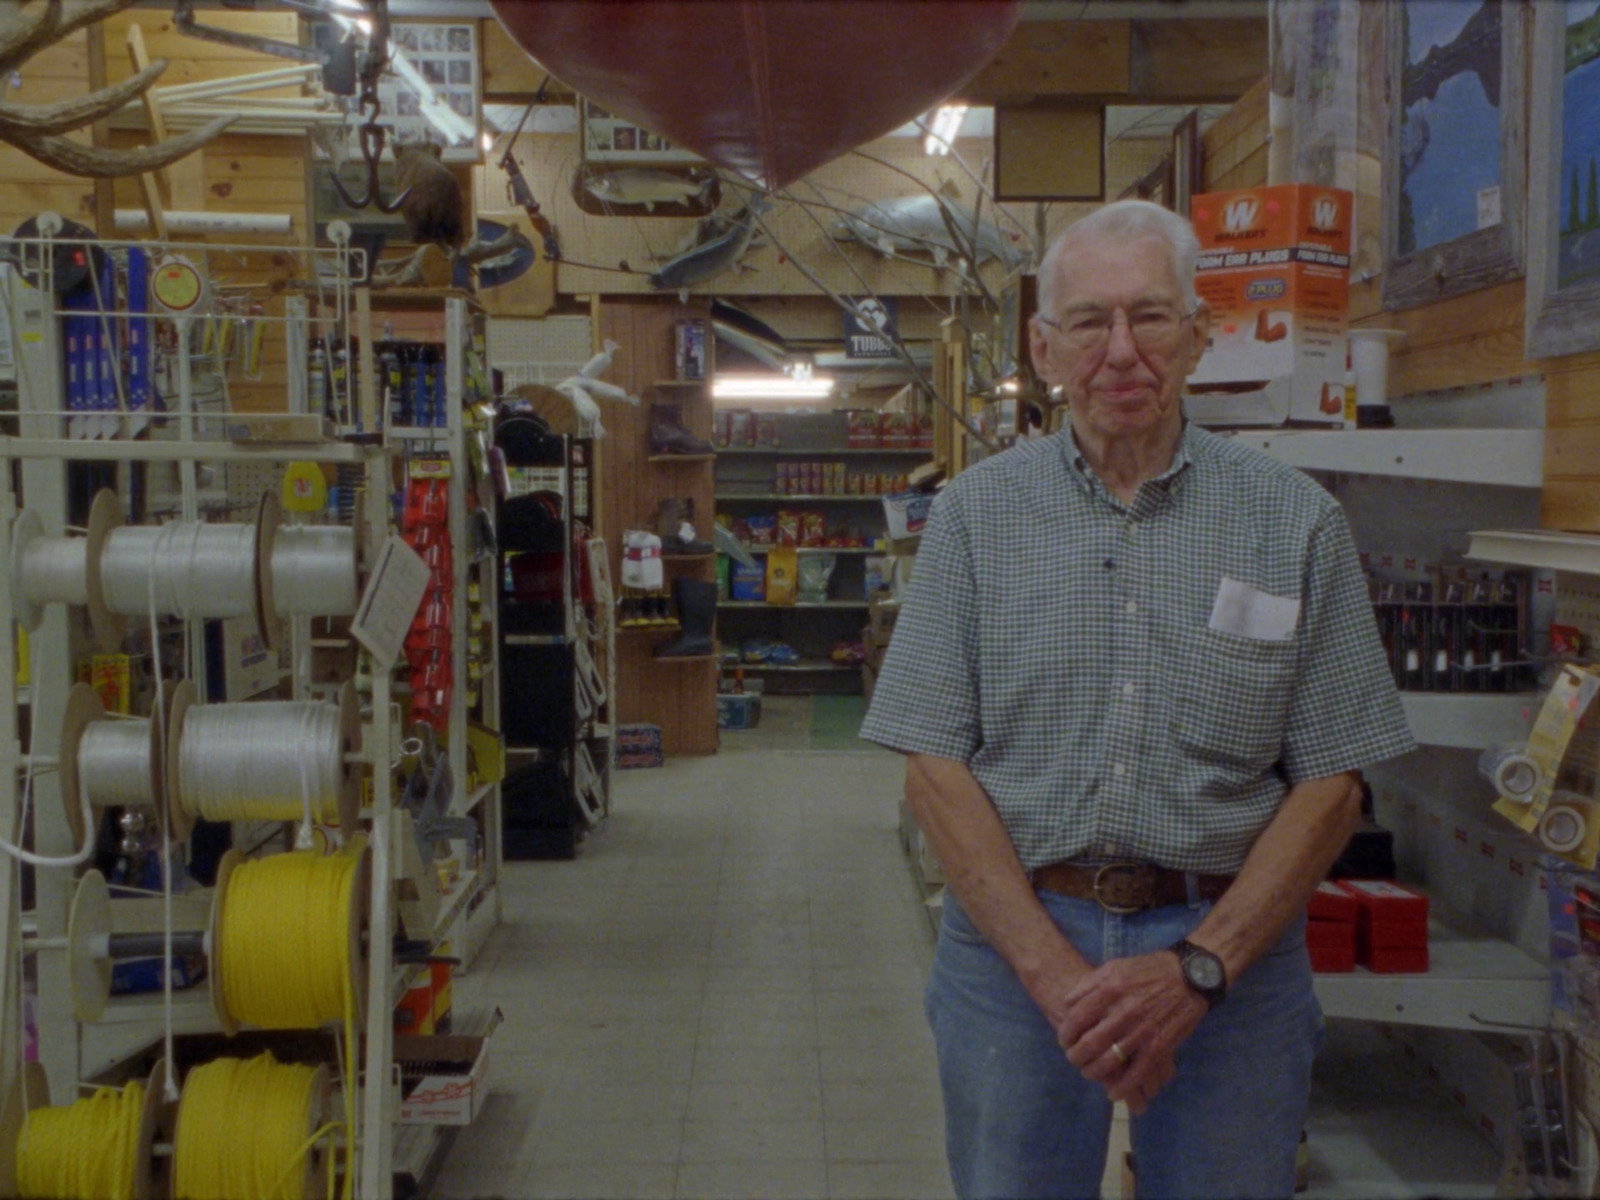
[1035,303,1199,353]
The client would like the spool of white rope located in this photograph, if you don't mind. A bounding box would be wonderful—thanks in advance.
[271,526,358,617]
[100,523,259,621]
[176,701,344,824]
[17,536,90,607]
[77,720,157,809]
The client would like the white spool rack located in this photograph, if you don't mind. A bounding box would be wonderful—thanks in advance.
[0,257,503,1197]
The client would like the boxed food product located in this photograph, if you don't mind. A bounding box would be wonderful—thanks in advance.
[746,514,777,545]
[830,462,846,494]
[883,491,933,540]
[674,318,707,380]
[1185,184,1353,427]
[776,510,801,547]
[880,411,912,448]
[847,409,880,448]
[800,511,825,548]
[756,413,780,446]
[727,409,756,447]
[616,723,664,769]
[712,409,732,447]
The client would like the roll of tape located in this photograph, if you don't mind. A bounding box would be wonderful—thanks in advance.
[1493,752,1543,803]
[1539,804,1588,854]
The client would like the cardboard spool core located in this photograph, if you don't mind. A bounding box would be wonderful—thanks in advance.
[253,490,282,651]
[163,681,198,843]
[7,489,125,651]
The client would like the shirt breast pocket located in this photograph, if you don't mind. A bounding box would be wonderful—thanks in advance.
[1172,626,1298,772]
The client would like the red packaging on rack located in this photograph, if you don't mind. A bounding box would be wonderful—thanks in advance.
[1307,880,1361,923]
[1306,919,1356,973]
[1343,879,1429,930]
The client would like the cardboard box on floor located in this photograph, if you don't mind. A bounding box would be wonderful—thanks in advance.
[395,1009,502,1125]
[1184,184,1352,427]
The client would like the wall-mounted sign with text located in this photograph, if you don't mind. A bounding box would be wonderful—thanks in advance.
[844,297,899,359]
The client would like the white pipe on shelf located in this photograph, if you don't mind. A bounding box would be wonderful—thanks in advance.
[154,64,320,102]
[114,210,292,235]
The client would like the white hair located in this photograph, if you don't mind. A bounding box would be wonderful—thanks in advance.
[1036,200,1201,316]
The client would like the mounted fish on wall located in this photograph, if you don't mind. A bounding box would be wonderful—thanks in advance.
[831,181,1031,275]
[573,164,722,217]
[648,198,769,297]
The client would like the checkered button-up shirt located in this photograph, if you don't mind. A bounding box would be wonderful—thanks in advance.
[861,423,1415,874]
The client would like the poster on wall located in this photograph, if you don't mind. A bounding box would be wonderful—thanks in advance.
[309,21,480,162]
[1381,0,1524,311]
[1526,0,1600,357]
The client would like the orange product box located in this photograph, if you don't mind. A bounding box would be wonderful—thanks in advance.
[1185,184,1352,427]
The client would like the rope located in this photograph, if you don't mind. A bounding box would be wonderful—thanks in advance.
[174,1055,336,1200]
[100,522,258,621]
[16,536,90,606]
[176,702,343,825]
[17,1081,144,1200]
[219,849,357,1031]
[77,720,156,808]
[271,526,358,618]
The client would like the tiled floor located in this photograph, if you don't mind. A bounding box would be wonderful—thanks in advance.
[436,701,1505,1199]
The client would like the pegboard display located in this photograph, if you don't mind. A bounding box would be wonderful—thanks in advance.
[488,315,593,367]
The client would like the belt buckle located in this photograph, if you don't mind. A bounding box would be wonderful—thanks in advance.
[1092,862,1149,914]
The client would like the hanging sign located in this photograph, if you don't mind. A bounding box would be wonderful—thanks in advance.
[844,296,899,359]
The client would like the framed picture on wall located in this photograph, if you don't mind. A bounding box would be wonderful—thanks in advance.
[1382,0,1525,311]
[1526,0,1600,357]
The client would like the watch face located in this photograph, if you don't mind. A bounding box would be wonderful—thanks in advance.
[1186,953,1224,991]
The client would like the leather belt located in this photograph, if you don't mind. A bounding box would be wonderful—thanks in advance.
[1030,861,1234,913]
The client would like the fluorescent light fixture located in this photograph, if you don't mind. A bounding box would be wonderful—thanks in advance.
[924,104,967,155]
[712,375,836,399]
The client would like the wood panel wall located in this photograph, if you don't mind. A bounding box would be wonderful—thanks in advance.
[597,298,719,756]
[0,11,308,416]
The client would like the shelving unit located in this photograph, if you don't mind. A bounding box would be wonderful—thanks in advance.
[714,409,929,696]
[497,433,613,857]
[1235,427,1544,488]
[0,259,514,1199]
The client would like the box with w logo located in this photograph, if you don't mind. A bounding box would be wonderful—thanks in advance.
[1184,184,1353,427]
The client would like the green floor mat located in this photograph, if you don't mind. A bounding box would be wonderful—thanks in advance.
[809,694,872,751]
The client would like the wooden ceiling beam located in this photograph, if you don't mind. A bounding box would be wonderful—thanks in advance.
[957,17,1264,106]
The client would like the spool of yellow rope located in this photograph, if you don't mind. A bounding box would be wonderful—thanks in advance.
[17,1081,144,1200]
[173,1055,334,1200]
[218,848,360,1031]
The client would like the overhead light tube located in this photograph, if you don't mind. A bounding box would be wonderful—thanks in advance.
[924,104,967,155]
[712,375,836,400]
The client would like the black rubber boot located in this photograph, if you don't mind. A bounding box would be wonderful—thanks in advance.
[654,578,717,658]
[650,403,714,455]
[657,498,713,554]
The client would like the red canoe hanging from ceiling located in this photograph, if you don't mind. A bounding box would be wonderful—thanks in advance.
[488,0,1023,193]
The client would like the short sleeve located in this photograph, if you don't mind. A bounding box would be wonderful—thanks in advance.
[859,487,982,761]
[1278,505,1416,783]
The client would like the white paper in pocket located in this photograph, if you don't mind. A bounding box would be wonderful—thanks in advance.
[1208,577,1301,642]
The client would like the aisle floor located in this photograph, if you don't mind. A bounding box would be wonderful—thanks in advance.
[437,699,1504,1200]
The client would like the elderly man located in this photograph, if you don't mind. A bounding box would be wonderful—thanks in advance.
[861,199,1414,1199]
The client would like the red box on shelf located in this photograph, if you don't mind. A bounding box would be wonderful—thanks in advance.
[1307,880,1361,924]
[1306,918,1356,973]
[1344,879,1429,942]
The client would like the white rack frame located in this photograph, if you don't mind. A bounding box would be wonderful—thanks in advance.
[0,254,507,1198]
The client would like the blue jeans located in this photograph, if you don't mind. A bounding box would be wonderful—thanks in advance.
[926,888,1323,1200]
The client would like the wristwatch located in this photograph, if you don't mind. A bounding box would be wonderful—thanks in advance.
[1169,938,1227,1009]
